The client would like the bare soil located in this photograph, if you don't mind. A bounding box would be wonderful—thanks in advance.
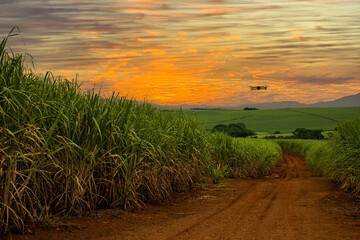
[3,154,360,240]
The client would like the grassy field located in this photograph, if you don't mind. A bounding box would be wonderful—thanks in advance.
[184,108,360,133]
[0,29,282,234]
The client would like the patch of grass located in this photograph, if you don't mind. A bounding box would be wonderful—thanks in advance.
[210,132,282,178]
[275,139,320,156]
[208,164,229,184]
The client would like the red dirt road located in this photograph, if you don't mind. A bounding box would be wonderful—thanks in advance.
[4,154,360,240]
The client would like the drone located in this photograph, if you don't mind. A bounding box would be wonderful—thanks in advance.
[250,85,268,91]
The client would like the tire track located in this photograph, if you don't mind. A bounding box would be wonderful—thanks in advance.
[167,182,257,239]
[215,184,280,240]
[167,154,360,240]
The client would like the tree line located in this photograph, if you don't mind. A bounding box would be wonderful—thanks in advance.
[212,123,325,140]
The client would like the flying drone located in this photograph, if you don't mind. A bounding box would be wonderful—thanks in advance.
[250,85,268,91]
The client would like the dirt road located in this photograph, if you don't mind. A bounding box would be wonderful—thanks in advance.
[5,154,360,240]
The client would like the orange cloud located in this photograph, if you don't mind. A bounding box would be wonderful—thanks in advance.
[93,62,128,81]
[92,58,237,105]
[225,36,241,40]
[106,51,141,58]
[239,46,252,50]
[233,54,253,58]
[81,31,99,39]
[199,37,221,42]
[132,37,145,43]
[142,49,165,55]
[122,8,149,13]
[291,34,304,41]
[147,31,159,36]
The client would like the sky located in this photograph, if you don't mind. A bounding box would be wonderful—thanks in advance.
[1,0,360,107]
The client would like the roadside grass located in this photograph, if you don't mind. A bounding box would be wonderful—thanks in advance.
[275,139,319,156]
[276,118,360,195]
[0,29,282,234]
[210,132,282,178]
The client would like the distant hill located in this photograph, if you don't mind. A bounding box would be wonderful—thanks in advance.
[235,93,360,109]
[310,93,360,108]
[234,101,305,110]
[156,93,360,110]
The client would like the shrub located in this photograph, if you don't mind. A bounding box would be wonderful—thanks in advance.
[293,128,324,140]
[212,123,255,138]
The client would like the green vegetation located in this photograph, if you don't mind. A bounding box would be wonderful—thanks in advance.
[184,108,360,133]
[276,139,320,156]
[190,107,222,110]
[207,164,230,184]
[243,107,258,110]
[264,128,325,140]
[212,123,255,138]
[0,29,282,234]
[0,30,209,233]
[293,128,324,140]
[277,118,360,195]
[210,132,282,178]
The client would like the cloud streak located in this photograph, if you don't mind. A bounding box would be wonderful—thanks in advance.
[0,0,359,106]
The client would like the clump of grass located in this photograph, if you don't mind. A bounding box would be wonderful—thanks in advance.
[210,132,282,178]
[208,164,229,184]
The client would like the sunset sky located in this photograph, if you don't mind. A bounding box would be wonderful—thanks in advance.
[1,0,359,107]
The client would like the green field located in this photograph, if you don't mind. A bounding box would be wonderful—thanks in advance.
[184,108,360,133]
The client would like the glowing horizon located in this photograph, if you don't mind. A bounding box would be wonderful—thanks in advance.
[1,0,359,106]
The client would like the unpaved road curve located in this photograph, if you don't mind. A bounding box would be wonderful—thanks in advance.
[5,154,360,240]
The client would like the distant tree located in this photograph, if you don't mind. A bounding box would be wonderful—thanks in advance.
[228,123,246,130]
[212,123,255,138]
[190,108,222,110]
[293,128,324,140]
[212,124,227,133]
[243,107,258,111]
[274,131,280,134]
